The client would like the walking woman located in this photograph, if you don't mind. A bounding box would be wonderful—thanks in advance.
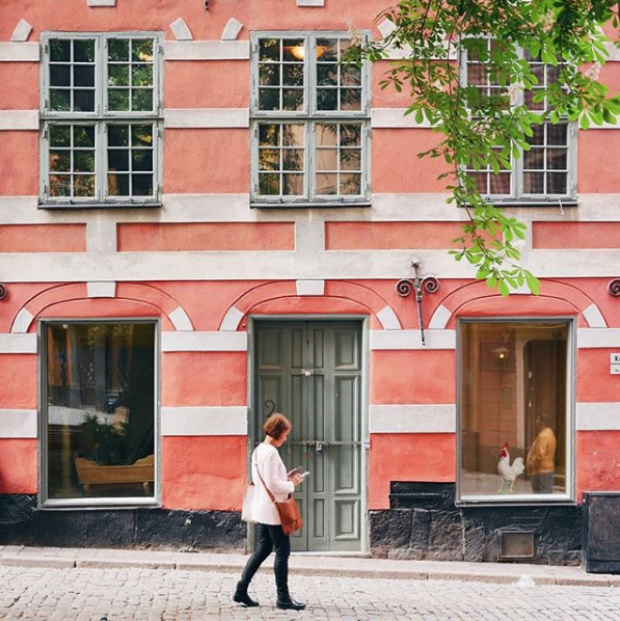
[234,413,306,611]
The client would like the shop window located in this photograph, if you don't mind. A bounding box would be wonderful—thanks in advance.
[462,39,576,203]
[40,33,163,208]
[250,32,370,207]
[42,322,157,505]
[459,320,572,501]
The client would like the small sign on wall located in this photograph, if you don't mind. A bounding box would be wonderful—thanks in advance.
[611,354,620,375]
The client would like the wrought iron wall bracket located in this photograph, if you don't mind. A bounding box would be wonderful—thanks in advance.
[609,279,620,297]
[396,261,440,346]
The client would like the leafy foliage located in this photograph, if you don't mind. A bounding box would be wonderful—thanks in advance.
[345,0,620,294]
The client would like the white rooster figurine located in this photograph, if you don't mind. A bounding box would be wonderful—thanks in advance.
[497,442,525,493]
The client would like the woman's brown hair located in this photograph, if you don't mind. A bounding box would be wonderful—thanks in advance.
[263,413,291,440]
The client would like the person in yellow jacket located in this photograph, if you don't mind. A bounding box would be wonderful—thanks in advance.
[526,413,557,493]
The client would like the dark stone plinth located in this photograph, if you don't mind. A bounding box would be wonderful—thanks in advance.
[583,493,620,573]
[0,494,245,551]
[371,482,581,566]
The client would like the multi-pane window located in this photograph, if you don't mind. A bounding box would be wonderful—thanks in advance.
[41,33,162,207]
[463,41,575,201]
[251,32,370,205]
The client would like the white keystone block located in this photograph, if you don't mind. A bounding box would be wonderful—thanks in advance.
[170,18,193,41]
[11,19,33,43]
[221,17,243,41]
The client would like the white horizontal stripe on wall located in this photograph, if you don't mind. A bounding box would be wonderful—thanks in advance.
[372,108,432,129]
[0,409,37,438]
[162,331,247,352]
[577,328,620,348]
[164,108,249,129]
[0,110,38,131]
[0,42,39,62]
[0,333,37,354]
[370,329,455,350]
[161,406,247,436]
[165,40,249,61]
[577,403,620,431]
[370,404,456,434]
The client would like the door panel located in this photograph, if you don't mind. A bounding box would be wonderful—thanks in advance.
[253,321,362,552]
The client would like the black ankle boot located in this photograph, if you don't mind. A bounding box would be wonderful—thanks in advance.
[276,597,306,611]
[233,585,259,607]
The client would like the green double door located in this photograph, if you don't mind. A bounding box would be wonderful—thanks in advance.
[253,321,363,552]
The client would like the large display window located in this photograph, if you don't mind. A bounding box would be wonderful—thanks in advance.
[42,321,157,505]
[459,320,572,502]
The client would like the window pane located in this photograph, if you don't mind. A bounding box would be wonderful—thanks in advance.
[259,89,280,111]
[74,40,95,63]
[74,90,95,112]
[547,149,567,171]
[317,88,338,111]
[74,126,95,148]
[74,151,95,173]
[340,173,361,195]
[340,89,361,111]
[259,124,280,146]
[316,173,338,195]
[460,322,568,498]
[316,124,338,147]
[282,64,304,87]
[108,65,130,87]
[340,125,361,147]
[316,148,337,171]
[108,149,129,172]
[259,64,280,86]
[108,39,129,62]
[50,90,71,112]
[282,39,304,63]
[132,125,153,147]
[340,149,361,171]
[132,150,153,172]
[50,125,71,147]
[131,89,153,112]
[489,173,511,194]
[131,174,153,196]
[50,151,71,172]
[282,124,304,147]
[259,38,280,62]
[282,173,303,195]
[73,175,95,197]
[132,65,153,87]
[132,40,154,63]
[45,323,156,500]
[74,65,95,87]
[548,172,567,194]
[524,149,544,170]
[109,89,130,111]
[50,175,71,197]
[50,65,71,87]
[548,124,568,146]
[282,89,303,111]
[108,173,130,196]
[259,149,280,171]
[317,65,338,86]
[50,40,70,62]
[109,125,129,147]
[259,173,280,195]
[317,39,338,62]
[282,149,304,171]
[341,66,361,87]
[524,172,544,193]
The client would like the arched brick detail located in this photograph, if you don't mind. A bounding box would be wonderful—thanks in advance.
[428,280,605,330]
[10,282,193,333]
[219,280,402,331]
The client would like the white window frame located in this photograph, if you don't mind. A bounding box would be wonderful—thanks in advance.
[250,31,371,207]
[460,44,578,205]
[456,317,575,506]
[39,32,164,209]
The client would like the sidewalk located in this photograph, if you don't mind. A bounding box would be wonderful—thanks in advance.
[0,545,618,587]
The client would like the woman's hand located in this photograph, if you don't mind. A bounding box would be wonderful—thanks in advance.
[290,473,304,487]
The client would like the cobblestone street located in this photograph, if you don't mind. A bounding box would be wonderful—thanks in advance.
[1,565,620,621]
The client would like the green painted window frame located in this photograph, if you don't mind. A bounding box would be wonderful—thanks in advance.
[39,32,164,209]
[250,31,371,208]
[460,42,578,206]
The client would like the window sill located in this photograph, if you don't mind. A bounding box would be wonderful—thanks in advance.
[39,498,160,510]
[463,199,578,208]
[251,201,372,210]
[456,496,576,508]
[39,202,162,210]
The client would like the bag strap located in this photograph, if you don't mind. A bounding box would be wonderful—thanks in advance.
[254,448,277,505]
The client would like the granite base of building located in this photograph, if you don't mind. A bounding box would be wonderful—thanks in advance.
[370,483,582,566]
[0,494,246,552]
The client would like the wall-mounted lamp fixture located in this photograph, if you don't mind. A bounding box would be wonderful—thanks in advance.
[396,261,440,346]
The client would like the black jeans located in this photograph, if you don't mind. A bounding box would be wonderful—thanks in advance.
[238,523,291,600]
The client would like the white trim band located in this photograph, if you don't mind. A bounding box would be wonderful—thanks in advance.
[577,402,620,431]
[577,328,620,349]
[0,110,38,131]
[0,409,37,438]
[370,404,456,434]
[0,333,37,354]
[296,279,325,296]
[164,40,249,61]
[164,108,249,129]
[162,330,247,352]
[0,42,39,62]
[370,329,456,350]
[161,406,248,436]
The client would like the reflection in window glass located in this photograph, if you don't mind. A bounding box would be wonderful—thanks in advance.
[460,321,568,499]
[45,323,156,500]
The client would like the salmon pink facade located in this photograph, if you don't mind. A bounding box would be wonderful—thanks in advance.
[1,0,620,564]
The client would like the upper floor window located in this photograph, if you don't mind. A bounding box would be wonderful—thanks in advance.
[40,33,163,208]
[462,40,576,203]
[250,32,370,207]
